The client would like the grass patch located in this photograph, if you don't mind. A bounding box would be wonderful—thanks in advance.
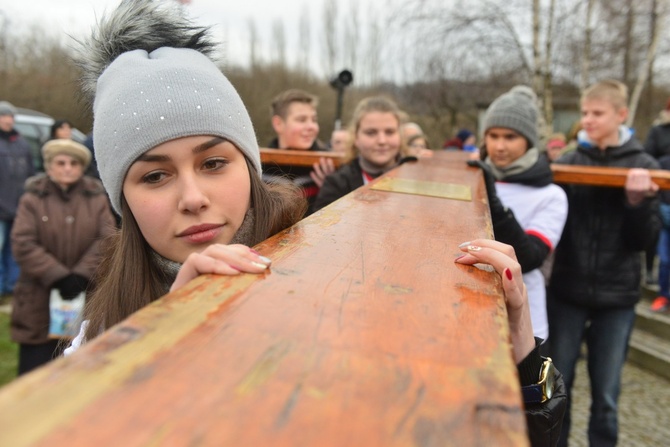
[0,310,18,386]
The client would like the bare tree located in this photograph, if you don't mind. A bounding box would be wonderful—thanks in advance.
[628,0,667,125]
[247,19,260,69]
[271,19,287,67]
[542,0,558,136]
[342,0,361,76]
[297,6,311,72]
[580,0,595,90]
[322,0,338,76]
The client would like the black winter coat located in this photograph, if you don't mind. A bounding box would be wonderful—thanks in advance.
[549,137,661,308]
[312,159,365,212]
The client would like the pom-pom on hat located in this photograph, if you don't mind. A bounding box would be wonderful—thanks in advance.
[42,139,92,169]
[483,85,539,149]
[75,0,260,214]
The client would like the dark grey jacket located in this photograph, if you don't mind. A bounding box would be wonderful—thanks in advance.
[0,129,34,220]
[549,136,660,308]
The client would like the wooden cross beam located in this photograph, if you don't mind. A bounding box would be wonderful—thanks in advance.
[260,148,344,168]
[551,164,670,190]
[0,151,528,447]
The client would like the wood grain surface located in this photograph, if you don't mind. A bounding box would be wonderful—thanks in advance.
[0,151,528,447]
[260,148,344,168]
[551,163,670,189]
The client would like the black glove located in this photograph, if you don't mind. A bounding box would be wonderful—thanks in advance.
[467,159,550,273]
[53,274,89,300]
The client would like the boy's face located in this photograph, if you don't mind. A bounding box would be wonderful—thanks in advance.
[272,102,319,150]
[484,127,528,168]
[580,98,627,148]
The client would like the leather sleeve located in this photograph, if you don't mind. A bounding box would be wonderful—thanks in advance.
[524,369,567,447]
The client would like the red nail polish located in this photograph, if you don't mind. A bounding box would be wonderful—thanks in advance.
[504,268,513,280]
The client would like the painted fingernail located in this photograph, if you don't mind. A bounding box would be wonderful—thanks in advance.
[251,262,268,269]
[458,241,472,248]
[504,268,513,280]
[454,255,467,262]
[466,245,481,252]
[259,256,272,265]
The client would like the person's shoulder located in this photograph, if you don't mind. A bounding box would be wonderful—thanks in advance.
[618,141,660,168]
[23,173,49,194]
[81,175,108,196]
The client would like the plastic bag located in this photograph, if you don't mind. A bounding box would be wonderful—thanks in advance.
[49,289,85,339]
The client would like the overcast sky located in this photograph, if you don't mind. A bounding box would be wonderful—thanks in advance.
[0,0,391,77]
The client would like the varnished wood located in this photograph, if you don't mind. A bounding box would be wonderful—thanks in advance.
[0,151,528,447]
[551,164,670,189]
[260,148,344,168]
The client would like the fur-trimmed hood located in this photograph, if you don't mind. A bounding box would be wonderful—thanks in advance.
[24,173,106,197]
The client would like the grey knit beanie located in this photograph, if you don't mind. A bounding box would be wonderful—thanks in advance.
[483,85,539,149]
[76,0,260,214]
[0,101,17,117]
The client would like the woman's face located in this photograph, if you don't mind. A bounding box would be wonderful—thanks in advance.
[46,154,84,188]
[55,123,72,139]
[354,112,401,169]
[484,127,528,168]
[123,136,251,263]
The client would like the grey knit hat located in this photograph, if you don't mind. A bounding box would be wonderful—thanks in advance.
[0,101,17,117]
[76,0,260,214]
[483,85,539,149]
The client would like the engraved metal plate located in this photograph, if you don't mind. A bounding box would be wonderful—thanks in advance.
[371,178,472,201]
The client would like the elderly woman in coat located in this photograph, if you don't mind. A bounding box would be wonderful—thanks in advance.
[10,139,115,375]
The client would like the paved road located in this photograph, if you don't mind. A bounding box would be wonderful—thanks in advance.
[568,356,670,446]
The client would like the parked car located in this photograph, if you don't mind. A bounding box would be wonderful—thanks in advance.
[13,107,88,171]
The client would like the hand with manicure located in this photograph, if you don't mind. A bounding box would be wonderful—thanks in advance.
[455,239,535,364]
[170,244,272,292]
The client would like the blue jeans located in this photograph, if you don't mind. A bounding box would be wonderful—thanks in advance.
[0,220,20,294]
[547,296,636,447]
[657,204,670,298]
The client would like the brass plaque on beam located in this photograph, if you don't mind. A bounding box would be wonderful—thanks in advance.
[371,177,472,201]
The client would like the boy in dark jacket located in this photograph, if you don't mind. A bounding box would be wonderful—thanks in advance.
[547,80,661,447]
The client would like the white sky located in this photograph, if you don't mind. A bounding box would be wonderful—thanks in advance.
[0,0,391,77]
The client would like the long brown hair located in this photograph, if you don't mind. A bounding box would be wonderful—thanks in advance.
[83,156,306,341]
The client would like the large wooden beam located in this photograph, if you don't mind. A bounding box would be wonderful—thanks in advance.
[0,151,528,447]
[260,148,344,168]
[551,164,670,189]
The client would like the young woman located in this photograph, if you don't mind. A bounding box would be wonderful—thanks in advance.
[66,0,306,350]
[312,96,408,212]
